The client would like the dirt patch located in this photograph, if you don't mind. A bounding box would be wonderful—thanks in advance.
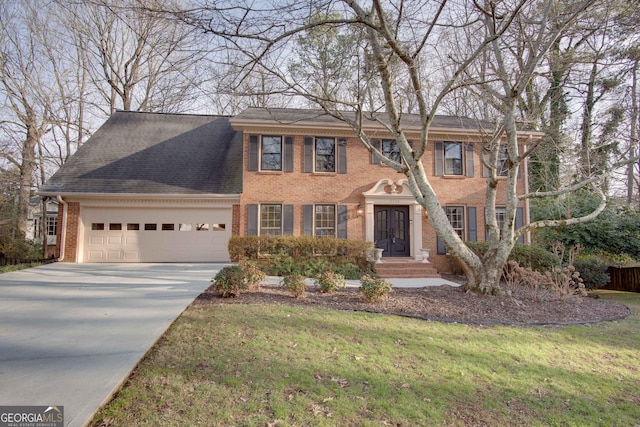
[194,278,631,326]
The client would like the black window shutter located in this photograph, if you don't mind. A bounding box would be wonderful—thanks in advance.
[248,135,259,171]
[467,206,477,242]
[303,204,314,235]
[338,138,347,174]
[515,207,524,243]
[247,204,258,236]
[283,204,294,235]
[437,236,446,255]
[303,137,314,173]
[337,205,347,238]
[284,136,294,172]
[434,141,444,176]
[466,143,475,177]
[371,139,382,164]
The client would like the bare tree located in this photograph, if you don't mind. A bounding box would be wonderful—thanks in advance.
[57,0,209,114]
[165,0,624,293]
[0,1,54,235]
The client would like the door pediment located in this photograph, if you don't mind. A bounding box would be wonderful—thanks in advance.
[363,179,418,203]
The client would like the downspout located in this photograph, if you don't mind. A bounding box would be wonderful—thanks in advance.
[523,141,531,245]
[56,195,68,261]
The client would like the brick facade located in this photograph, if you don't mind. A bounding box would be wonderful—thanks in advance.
[237,131,527,273]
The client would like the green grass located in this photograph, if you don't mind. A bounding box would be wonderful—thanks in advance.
[91,291,640,426]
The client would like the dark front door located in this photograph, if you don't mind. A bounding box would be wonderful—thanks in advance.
[374,205,410,257]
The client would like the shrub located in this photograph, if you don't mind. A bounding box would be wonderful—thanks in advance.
[0,235,42,260]
[282,273,307,298]
[360,275,393,304]
[212,265,246,298]
[212,261,267,298]
[238,259,266,290]
[316,270,346,294]
[573,256,610,290]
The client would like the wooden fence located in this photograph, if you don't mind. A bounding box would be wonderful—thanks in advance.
[606,267,640,293]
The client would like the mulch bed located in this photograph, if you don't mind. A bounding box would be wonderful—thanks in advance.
[194,280,631,326]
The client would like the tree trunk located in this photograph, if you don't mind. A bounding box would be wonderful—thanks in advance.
[17,118,39,236]
[628,59,638,205]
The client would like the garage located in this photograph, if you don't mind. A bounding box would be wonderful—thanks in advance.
[39,111,243,263]
[80,204,233,263]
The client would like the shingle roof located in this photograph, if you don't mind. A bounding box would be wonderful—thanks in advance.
[232,107,497,130]
[40,111,242,195]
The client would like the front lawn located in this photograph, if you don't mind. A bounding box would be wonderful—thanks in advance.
[91,290,640,426]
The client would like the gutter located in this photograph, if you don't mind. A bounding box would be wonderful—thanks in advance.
[56,195,67,262]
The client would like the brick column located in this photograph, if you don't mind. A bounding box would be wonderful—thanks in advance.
[63,202,80,262]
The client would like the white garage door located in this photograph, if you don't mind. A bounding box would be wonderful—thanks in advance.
[81,207,231,262]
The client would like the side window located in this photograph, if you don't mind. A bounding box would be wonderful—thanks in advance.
[497,145,509,176]
[315,137,336,172]
[382,139,401,163]
[435,141,474,177]
[445,206,465,240]
[261,136,282,170]
[438,206,475,254]
[495,207,506,234]
[314,204,336,238]
[483,145,518,178]
[444,142,463,175]
[260,204,282,236]
[249,135,293,172]
[46,216,57,236]
[304,137,346,173]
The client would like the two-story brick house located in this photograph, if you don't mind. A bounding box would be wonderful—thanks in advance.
[40,107,539,274]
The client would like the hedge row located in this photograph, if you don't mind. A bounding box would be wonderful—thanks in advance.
[229,235,372,260]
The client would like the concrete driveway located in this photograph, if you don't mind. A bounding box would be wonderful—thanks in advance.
[0,263,222,427]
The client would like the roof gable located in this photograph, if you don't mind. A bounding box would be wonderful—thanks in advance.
[41,111,242,195]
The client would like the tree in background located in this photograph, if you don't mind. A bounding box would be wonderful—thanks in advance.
[0,0,214,243]
[168,0,625,293]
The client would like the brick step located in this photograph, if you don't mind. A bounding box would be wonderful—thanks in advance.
[374,260,440,279]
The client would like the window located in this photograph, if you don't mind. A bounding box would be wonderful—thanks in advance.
[213,224,226,231]
[162,223,175,231]
[144,223,157,231]
[497,145,509,176]
[261,136,282,170]
[91,223,105,231]
[196,223,210,231]
[179,223,192,231]
[109,223,122,231]
[46,216,57,236]
[445,206,465,240]
[315,204,336,237]
[260,204,282,236]
[444,142,463,175]
[127,223,140,231]
[495,207,506,234]
[315,137,336,172]
[382,139,401,163]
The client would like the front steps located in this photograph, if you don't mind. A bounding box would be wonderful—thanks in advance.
[374,257,441,279]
